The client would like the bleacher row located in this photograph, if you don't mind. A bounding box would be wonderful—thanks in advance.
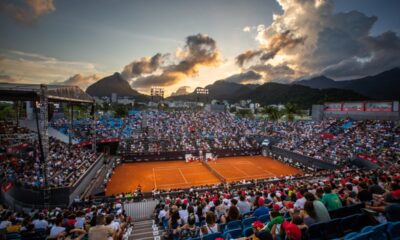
[159,203,400,240]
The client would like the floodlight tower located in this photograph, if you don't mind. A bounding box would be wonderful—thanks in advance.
[195,87,209,103]
[150,86,164,102]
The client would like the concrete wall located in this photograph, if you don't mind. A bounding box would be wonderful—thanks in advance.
[323,111,400,121]
[312,104,400,121]
[69,154,105,204]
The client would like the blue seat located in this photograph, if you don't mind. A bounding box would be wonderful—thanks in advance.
[307,222,326,240]
[388,221,400,240]
[346,231,374,240]
[360,226,373,233]
[202,232,222,240]
[242,227,254,237]
[242,211,254,219]
[359,225,388,240]
[222,228,242,239]
[324,218,344,238]
[344,232,359,240]
[242,217,257,229]
[226,220,242,230]
[258,214,270,224]
[341,214,360,234]
[219,223,226,233]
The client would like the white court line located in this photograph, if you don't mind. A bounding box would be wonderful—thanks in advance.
[153,165,202,170]
[152,168,157,189]
[253,164,275,176]
[157,180,219,187]
[178,168,189,183]
[232,165,250,177]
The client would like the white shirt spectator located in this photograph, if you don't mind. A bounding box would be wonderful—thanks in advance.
[32,219,48,229]
[0,220,11,229]
[294,197,306,209]
[179,209,188,224]
[49,225,66,238]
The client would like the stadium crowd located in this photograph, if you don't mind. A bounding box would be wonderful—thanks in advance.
[50,111,399,167]
[0,200,130,240]
[153,166,400,239]
[1,121,99,188]
[276,119,399,166]
[119,111,263,153]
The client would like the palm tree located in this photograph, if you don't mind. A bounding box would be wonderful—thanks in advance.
[262,106,283,121]
[282,102,302,121]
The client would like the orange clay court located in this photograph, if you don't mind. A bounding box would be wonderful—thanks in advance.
[105,155,302,195]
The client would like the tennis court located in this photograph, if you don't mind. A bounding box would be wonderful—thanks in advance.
[106,155,302,195]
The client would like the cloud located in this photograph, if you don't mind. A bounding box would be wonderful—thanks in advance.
[322,31,400,78]
[170,86,192,96]
[0,0,55,25]
[238,0,400,81]
[0,50,101,86]
[243,26,251,32]
[249,64,296,82]
[121,53,164,80]
[52,74,101,90]
[236,50,264,67]
[236,30,305,67]
[0,74,19,83]
[130,33,221,89]
[222,70,262,84]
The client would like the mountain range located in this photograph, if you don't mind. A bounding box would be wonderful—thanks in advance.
[86,72,148,101]
[294,67,400,100]
[86,68,399,108]
[168,81,366,108]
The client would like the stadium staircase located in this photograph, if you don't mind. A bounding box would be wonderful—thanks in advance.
[128,219,162,240]
[125,200,162,240]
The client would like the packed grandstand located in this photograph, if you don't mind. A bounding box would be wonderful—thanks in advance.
[1,107,399,240]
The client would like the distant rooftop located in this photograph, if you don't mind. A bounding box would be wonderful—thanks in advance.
[0,83,94,103]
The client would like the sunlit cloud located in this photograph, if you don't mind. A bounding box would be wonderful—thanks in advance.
[0,50,103,88]
[0,0,55,25]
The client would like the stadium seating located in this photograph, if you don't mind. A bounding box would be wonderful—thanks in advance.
[307,222,326,240]
[338,221,400,240]
[388,221,400,240]
[222,228,242,239]
[323,218,344,239]
[329,203,365,219]
[202,232,222,240]
[241,216,257,229]
[226,220,242,230]
[242,227,254,237]
[257,214,270,224]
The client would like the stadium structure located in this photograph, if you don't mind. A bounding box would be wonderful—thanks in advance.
[0,83,399,240]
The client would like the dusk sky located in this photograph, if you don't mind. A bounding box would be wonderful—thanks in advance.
[0,0,399,96]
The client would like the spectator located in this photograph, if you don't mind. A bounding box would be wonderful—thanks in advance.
[253,197,270,218]
[302,201,317,227]
[357,182,373,202]
[49,218,66,239]
[266,210,284,239]
[321,186,342,210]
[201,211,218,236]
[179,213,200,239]
[303,192,330,222]
[237,194,251,215]
[88,215,114,240]
[221,205,240,224]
